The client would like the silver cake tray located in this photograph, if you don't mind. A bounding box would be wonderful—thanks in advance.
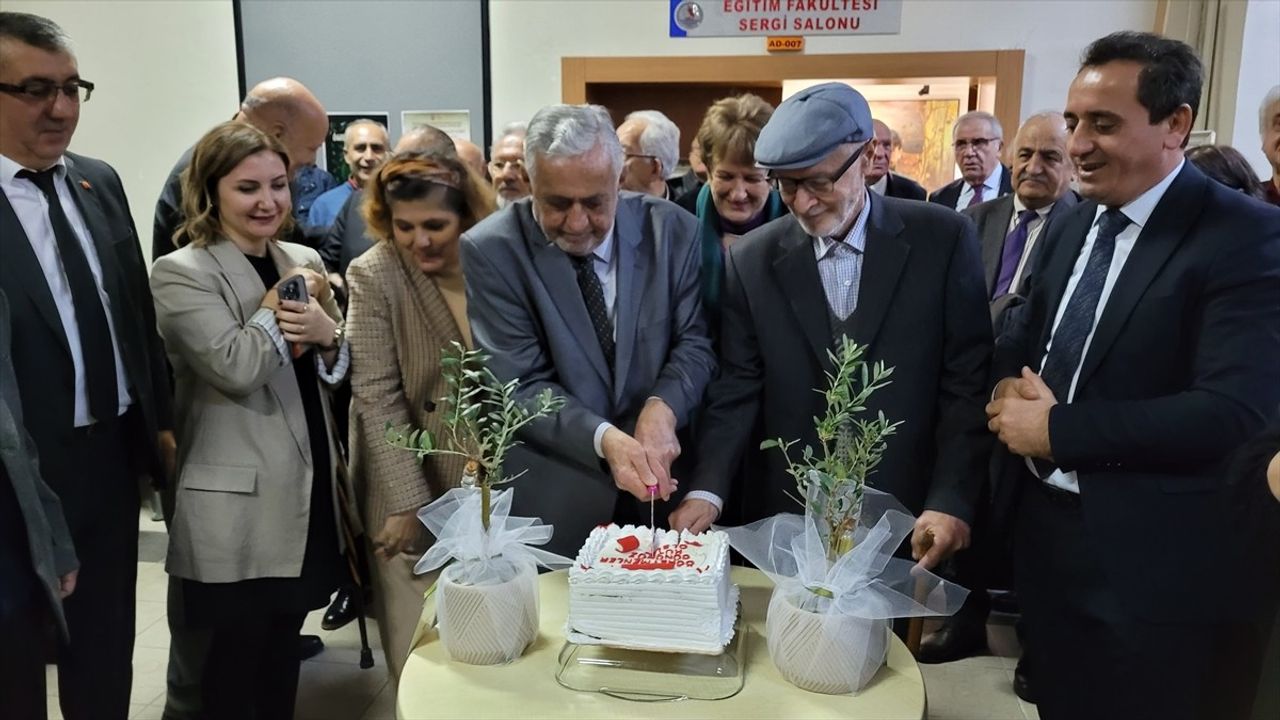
[554,605,746,702]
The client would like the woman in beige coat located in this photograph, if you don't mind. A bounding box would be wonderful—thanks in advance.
[346,151,495,678]
[150,121,351,718]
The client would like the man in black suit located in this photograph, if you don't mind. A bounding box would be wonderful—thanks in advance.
[866,119,927,201]
[928,111,1013,210]
[918,112,1079,695]
[672,83,992,579]
[987,32,1280,720]
[0,13,174,719]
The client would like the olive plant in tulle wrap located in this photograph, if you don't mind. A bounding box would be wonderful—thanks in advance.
[386,342,565,530]
[725,338,966,694]
[384,342,570,665]
[759,337,902,566]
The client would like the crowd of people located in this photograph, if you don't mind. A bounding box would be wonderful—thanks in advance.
[2,9,1279,720]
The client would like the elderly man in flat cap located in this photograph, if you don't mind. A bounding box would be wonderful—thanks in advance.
[672,83,992,574]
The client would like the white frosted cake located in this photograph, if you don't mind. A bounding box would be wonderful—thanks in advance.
[565,524,738,654]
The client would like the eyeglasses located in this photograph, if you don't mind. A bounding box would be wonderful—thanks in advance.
[624,152,657,162]
[953,137,999,152]
[0,78,94,104]
[769,142,867,197]
[488,158,524,172]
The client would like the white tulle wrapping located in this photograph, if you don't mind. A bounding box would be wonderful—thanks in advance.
[415,487,571,664]
[719,488,969,693]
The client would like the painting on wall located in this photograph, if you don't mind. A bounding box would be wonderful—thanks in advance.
[868,99,960,194]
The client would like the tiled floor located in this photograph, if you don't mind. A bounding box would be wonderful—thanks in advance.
[42,510,1038,720]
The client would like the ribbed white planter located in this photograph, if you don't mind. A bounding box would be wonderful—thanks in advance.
[766,591,889,694]
[437,560,538,665]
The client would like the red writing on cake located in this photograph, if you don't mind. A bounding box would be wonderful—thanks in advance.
[600,536,701,571]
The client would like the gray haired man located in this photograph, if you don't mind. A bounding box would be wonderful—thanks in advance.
[462,104,716,555]
[617,109,681,200]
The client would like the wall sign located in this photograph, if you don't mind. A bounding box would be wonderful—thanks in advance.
[670,0,903,37]
[766,36,806,52]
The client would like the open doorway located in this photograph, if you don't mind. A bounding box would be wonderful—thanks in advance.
[562,50,1023,194]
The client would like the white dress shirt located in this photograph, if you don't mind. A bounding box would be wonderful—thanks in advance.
[1034,159,1184,493]
[955,165,1004,210]
[1004,196,1056,294]
[869,174,889,196]
[0,153,133,426]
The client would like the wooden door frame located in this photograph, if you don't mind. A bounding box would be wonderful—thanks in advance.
[562,50,1025,144]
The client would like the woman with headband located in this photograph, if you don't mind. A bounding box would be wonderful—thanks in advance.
[345,150,496,678]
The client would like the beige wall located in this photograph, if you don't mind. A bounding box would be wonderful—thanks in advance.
[4,0,239,257]
[488,0,1160,133]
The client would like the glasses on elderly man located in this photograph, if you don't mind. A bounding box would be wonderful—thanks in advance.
[953,137,999,152]
[489,158,524,172]
[0,78,94,104]
[769,141,867,197]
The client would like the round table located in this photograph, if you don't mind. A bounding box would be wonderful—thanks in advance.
[397,567,925,719]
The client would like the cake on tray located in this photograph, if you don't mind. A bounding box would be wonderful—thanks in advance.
[565,524,739,654]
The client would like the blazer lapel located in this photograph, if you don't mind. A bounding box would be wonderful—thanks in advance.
[610,201,647,403]
[0,192,71,356]
[981,197,1014,293]
[772,218,833,370]
[521,208,612,385]
[1076,165,1203,389]
[398,249,464,348]
[205,239,267,324]
[852,193,909,350]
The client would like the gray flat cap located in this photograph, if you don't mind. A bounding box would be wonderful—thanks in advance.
[755,82,873,170]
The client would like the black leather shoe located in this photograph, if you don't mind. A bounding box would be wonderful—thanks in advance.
[1013,656,1036,704]
[916,615,988,664]
[322,587,358,631]
[298,634,325,661]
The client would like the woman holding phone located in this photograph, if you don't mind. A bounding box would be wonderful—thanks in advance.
[345,150,495,678]
[150,121,351,718]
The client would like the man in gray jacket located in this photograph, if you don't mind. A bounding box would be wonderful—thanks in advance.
[0,287,79,720]
[462,104,716,556]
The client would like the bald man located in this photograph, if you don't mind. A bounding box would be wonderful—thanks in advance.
[152,77,328,260]
[453,136,488,182]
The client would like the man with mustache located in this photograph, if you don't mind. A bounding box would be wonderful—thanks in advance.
[917,111,1079,700]
[462,104,715,556]
[307,119,389,229]
[673,84,992,581]
[489,121,531,208]
[929,110,1013,211]
[987,31,1280,719]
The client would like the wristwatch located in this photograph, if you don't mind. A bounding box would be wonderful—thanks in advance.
[330,323,346,349]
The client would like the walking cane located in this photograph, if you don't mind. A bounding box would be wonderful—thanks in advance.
[335,465,375,669]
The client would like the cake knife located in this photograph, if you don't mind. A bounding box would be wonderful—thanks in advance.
[647,484,659,551]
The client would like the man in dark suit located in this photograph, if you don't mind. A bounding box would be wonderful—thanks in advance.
[671,84,992,578]
[464,104,716,556]
[918,112,1079,693]
[0,13,174,719]
[929,111,1013,210]
[866,119,927,201]
[1,288,80,720]
[987,32,1280,720]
